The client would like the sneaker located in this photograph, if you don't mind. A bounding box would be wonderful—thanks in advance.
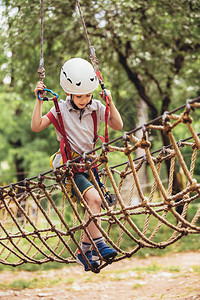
[92,242,118,260]
[76,250,99,271]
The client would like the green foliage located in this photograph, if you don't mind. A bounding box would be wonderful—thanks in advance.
[0,0,200,183]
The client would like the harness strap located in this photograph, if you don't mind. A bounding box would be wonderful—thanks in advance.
[46,111,61,134]
[91,111,98,143]
[47,111,68,165]
[60,139,68,164]
[46,97,72,167]
[104,98,110,143]
[47,100,102,170]
[52,96,72,161]
[95,70,110,143]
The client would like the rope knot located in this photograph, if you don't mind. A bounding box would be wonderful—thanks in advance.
[163,123,172,135]
[140,139,151,149]
[37,66,45,81]
[100,154,108,163]
[37,175,46,189]
[182,114,193,124]
[190,179,197,191]
[142,198,148,207]
[54,171,63,182]
[8,185,16,197]
[124,146,132,156]
[191,142,198,150]
[120,171,126,179]
[23,179,31,192]
[0,188,3,199]
[90,53,99,72]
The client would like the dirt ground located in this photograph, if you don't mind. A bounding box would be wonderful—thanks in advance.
[0,251,199,300]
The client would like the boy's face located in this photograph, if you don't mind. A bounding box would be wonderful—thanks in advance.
[72,93,93,109]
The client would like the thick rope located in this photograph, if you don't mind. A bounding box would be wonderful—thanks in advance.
[37,0,45,81]
[76,0,100,71]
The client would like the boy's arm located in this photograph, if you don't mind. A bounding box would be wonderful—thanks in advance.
[99,90,123,131]
[31,81,51,132]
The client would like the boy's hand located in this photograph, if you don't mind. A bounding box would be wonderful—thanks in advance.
[34,81,47,100]
[99,89,112,105]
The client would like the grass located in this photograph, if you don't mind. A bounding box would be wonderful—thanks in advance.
[0,261,185,290]
[192,265,200,274]
[0,277,62,290]
[132,283,145,289]
[108,264,181,275]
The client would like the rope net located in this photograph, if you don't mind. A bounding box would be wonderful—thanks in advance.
[0,98,200,273]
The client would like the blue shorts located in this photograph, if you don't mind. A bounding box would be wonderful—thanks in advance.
[73,172,93,196]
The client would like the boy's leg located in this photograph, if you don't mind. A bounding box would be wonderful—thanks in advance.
[76,241,99,271]
[74,174,117,270]
[92,236,117,260]
[74,174,101,271]
[83,187,117,260]
[82,187,102,243]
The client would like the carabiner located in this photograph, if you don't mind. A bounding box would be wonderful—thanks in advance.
[37,88,59,101]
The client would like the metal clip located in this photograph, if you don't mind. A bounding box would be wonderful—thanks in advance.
[127,161,131,168]
[162,146,166,155]
[82,152,87,162]
[9,184,14,191]
[37,174,43,182]
[37,88,59,101]
[143,154,147,163]
[101,143,106,152]
[177,139,183,148]
[123,132,129,142]
[142,125,147,138]
[162,111,169,124]
[39,57,44,68]
[90,46,96,56]
[65,161,70,169]
[185,99,191,112]
[142,125,146,133]
[100,168,105,175]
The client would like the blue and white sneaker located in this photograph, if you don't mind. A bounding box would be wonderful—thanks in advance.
[92,242,118,260]
[76,250,99,271]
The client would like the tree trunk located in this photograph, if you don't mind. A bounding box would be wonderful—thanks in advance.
[10,139,26,222]
[135,99,148,198]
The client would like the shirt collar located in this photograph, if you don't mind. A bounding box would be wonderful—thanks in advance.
[66,97,94,113]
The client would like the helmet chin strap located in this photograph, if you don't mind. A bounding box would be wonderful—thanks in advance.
[70,94,93,110]
[70,95,93,120]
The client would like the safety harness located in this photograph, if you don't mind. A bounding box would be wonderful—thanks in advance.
[48,94,117,207]
[46,97,103,169]
[37,86,108,171]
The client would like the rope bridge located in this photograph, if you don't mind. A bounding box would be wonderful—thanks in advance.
[0,98,200,273]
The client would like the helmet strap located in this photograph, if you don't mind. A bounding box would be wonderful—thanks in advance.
[70,94,93,111]
[87,94,93,106]
[70,94,79,110]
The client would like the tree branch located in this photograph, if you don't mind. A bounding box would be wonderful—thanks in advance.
[116,48,158,118]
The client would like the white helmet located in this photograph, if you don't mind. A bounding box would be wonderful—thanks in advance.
[60,58,99,95]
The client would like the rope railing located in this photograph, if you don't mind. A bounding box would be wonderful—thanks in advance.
[0,97,200,273]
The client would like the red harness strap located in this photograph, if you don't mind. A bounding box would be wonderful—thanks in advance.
[91,111,105,144]
[95,70,110,143]
[46,98,101,168]
[46,97,72,165]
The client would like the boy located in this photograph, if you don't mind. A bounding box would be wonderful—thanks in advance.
[31,58,123,271]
